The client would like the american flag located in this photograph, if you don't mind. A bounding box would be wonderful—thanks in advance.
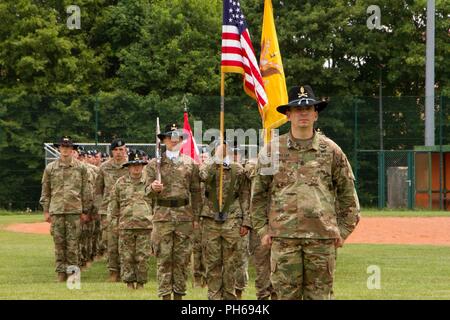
[221,0,268,112]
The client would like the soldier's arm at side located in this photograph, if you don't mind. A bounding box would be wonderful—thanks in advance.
[108,183,120,228]
[332,148,361,241]
[81,165,93,216]
[190,163,202,223]
[250,158,272,238]
[93,167,104,213]
[238,169,252,229]
[39,167,51,222]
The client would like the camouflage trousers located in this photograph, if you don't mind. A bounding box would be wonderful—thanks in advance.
[50,214,81,273]
[79,220,94,265]
[202,217,242,300]
[249,230,275,299]
[91,218,101,257]
[271,238,336,300]
[192,222,206,281]
[235,233,249,291]
[119,229,152,284]
[152,221,193,297]
[107,217,120,273]
[97,215,108,256]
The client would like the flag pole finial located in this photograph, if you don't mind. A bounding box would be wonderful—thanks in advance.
[181,94,189,112]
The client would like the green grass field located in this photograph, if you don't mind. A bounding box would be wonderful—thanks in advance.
[1,211,449,300]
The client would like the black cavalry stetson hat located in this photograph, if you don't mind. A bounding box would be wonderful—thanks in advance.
[276,85,328,115]
[157,123,188,140]
[123,149,148,167]
[53,136,77,149]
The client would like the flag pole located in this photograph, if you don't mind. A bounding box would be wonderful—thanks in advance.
[219,71,225,211]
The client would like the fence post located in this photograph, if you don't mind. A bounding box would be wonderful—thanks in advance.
[353,98,358,191]
[439,95,443,210]
[378,150,386,209]
[407,151,414,209]
[95,96,99,146]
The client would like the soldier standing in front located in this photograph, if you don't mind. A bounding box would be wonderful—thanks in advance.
[109,151,153,290]
[94,139,128,282]
[251,85,360,300]
[146,123,201,300]
[40,136,92,282]
[199,141,250,300]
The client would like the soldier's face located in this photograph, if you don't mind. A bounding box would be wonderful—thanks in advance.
[287,106,318,129]
[163,136,183,151]
[128,164,144,177]
[94,154,102,165]
[60,146,73,158]
[112,146,127,161]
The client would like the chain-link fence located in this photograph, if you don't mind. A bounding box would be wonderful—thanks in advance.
[1,94,448,210]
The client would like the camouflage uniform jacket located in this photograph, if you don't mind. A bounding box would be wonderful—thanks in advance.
[94,159,128,215]
[199,158,251,228]
[251,131,360,240]
[40,157,93,215]
[109,173,153,230]
[145,153,201,222]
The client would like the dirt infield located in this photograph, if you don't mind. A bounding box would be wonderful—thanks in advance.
[5,222,50,235]
[4,217,450,245]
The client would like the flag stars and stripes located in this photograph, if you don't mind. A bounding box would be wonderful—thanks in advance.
[221,0,268,111]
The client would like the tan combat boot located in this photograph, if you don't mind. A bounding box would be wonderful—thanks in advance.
[193,276,203,288]
[107,271,120,282]
[173,293,183,300]
[271,292,278,300]
[235,289,243,300]
[135,283,144,290]
[127,282,135,290]
[57,272,67,282]
[162,294,171,300]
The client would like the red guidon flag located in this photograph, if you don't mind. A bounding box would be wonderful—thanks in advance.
[180,111,200,163]
[221,0,268,114]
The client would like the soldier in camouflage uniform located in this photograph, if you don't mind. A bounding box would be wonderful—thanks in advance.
[87,150,102,261]
[244,157,277,300]
[192,151,208,288]
[81,150,100,268]
[199,141,251,300]
[231,145,249,299]
[146,123,201,300]
[40,136,92,282]
[95,139,128,282]
[251,85,360,300]
[109,151,153,290]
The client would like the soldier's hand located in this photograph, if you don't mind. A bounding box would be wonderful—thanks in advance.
[240,226,250,237]
[151,180,164,193]
[334,236,344,248]
[44,212,51,223]
[80,213,89,223]
[261,234,272,247]
[193,221,200,230]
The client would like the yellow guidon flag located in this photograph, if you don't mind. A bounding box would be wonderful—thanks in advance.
[260,0,288,142]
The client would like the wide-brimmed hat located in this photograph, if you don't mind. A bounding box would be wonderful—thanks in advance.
[157,123,188,140]
[123,150,148,167]
[53,136,77,149]
[276,85,328,115]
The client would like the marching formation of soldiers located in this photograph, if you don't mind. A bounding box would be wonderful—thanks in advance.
[40,84,360,300]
